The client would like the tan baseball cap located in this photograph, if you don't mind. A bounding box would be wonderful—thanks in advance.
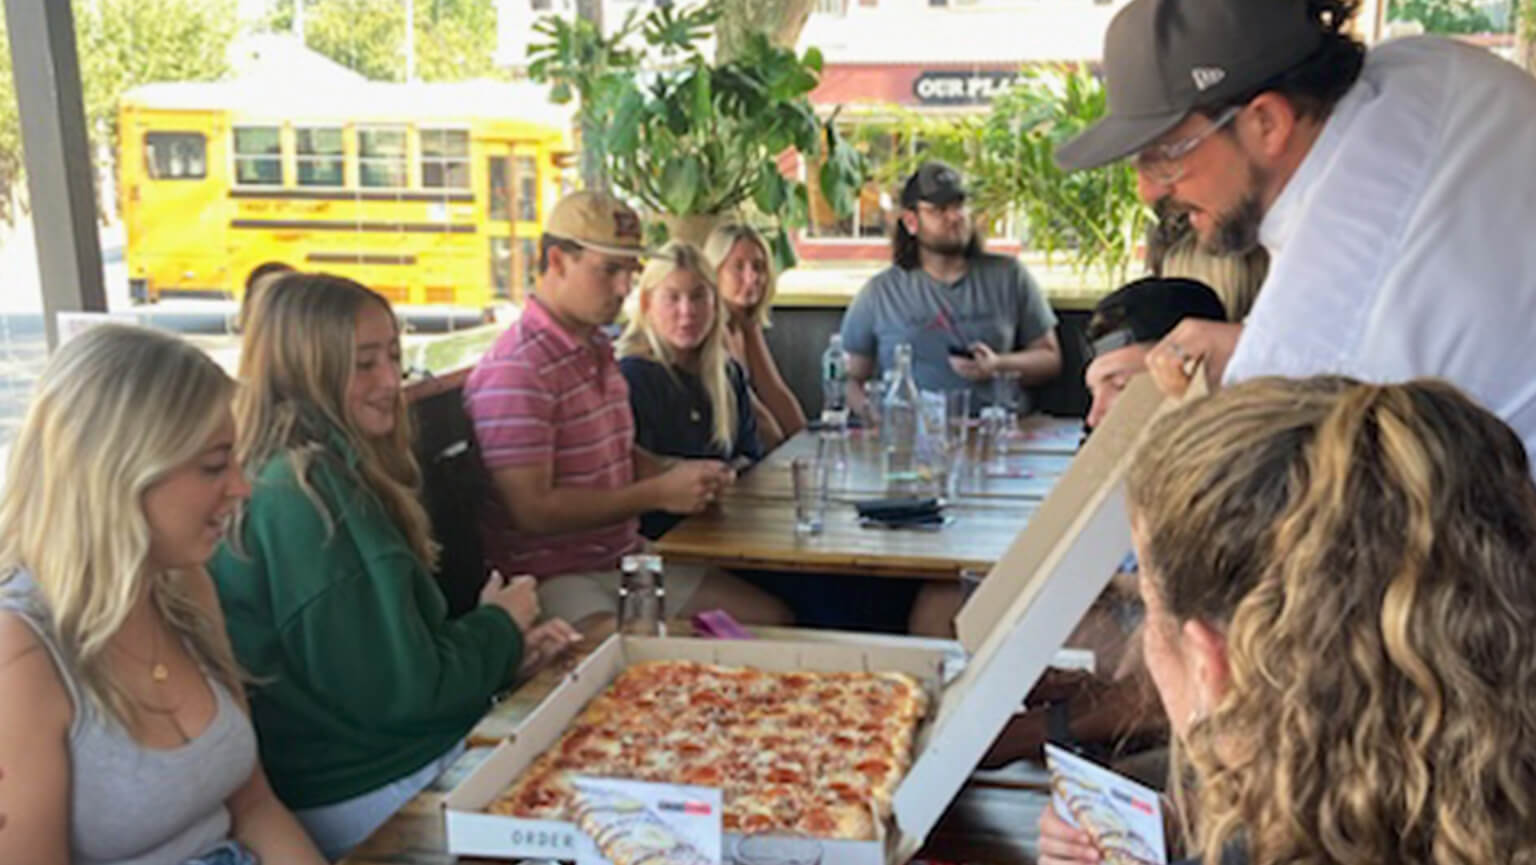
[544,191,648,258]
[1056,0,1323,173]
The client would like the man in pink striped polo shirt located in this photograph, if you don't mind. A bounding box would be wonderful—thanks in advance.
[466,192,791,632]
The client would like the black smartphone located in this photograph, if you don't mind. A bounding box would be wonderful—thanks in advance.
[947,345,976,360]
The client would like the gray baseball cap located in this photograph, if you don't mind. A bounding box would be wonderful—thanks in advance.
[1056,0,1323,173]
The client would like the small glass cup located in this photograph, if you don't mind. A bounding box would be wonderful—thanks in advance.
[943,388,972,454]
[734,835,824,865]
[978,405,1010,475]
[618,554,667,637]
[790,457,829,535]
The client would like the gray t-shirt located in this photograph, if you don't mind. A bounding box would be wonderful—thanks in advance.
[0,570,257,865]
[840,252,1058,411]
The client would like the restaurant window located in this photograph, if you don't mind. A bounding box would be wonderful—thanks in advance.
[421,128,471,190]
[233,126,282,186]
[488,156,510,221]
[807,126,897,240]
[516,156,538,221]
[295,126,344,187]
[358,126,408,188]
[144,132,206,180]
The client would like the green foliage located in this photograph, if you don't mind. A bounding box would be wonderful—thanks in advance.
[0,18,22,225]
[528,1,865,270]
[78,0,238,221]
[1388,0,1499,33]
[878,65,1151,290]
[0,0,236,226]
[268,0,502,82]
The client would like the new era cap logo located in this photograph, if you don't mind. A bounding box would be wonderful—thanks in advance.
[1191,67,1226,91]
[612,209,641,241]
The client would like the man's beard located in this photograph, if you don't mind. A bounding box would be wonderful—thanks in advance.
[1201,191,1264,256]
[918,228,972,258]
[1157,160,1267,257]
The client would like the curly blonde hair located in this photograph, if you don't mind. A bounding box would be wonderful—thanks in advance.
[1127,376,1536,865]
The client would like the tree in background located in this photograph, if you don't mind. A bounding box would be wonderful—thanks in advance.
[0,19,21,226]
[1386,0,1497,33]
[0,0,236,226]
[266,0,500,82]
[715,0,814,62]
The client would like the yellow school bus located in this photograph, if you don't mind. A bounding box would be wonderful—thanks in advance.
[119,79,574,311]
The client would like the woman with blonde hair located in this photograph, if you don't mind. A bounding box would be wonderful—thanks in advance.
[0,325,325,865]
[618,240,762,539]
[211,273,579,858]
[702,223,806,449]
[1039,376,1536,865]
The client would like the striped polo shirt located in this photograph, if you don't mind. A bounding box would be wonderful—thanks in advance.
[465,297,642,579]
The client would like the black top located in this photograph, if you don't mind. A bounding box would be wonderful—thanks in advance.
[620,356,763,539]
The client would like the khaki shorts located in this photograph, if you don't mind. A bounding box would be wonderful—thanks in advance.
[537,563,708,625]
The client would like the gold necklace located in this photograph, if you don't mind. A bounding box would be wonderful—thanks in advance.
[114,618,170,684]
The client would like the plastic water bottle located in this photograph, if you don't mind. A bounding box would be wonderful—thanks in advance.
[819,334,849,468]
[618,554,666,637]
[882,343,922,483]
[821,333,848,416]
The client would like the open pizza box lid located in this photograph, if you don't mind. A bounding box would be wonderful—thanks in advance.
[887,374,1174,860]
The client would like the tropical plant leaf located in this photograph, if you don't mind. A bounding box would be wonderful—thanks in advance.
[660,155,703,214]
[753,160,788,214]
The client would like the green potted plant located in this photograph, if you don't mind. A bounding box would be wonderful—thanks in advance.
[528,1,865,267]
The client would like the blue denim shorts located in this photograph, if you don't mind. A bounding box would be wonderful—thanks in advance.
[181,841,258,865]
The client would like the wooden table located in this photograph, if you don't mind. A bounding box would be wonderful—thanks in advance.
[654,416,1082,580]
[340,627,1051,865]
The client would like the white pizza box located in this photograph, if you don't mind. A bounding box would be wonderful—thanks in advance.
[443,374,1171,864]
[444,633,949,864]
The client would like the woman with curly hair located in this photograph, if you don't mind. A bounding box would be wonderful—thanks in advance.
[1040,376,1536,865]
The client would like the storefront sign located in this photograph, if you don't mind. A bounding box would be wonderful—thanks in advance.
[912,70,1024,105]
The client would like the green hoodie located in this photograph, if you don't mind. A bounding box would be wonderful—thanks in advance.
[210,434,521,809]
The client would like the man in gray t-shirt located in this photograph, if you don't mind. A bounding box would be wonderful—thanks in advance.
[840,162,1061,414]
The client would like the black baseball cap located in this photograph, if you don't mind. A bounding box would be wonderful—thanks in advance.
[1056,0,1324,173]
[1087,276,1227,355]
[900,161,967,208]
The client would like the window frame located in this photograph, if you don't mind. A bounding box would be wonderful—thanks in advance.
[357,125,410,190]
[143,131,207,181]
[420,127,471,191]
[295,125,346,188]
[232,125,284,187]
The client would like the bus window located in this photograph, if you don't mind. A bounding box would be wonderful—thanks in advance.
[488,156,510,221]
[296,127,345,187]
[519,237,537,296]
[144,132,206,180]
[490,237,512,300]
[359,127,408,188]
[234,126,282,186]
[421,129,470,190]
[516,156,538,221]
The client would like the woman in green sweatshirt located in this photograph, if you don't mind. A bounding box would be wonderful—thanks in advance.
[210,272,580,860]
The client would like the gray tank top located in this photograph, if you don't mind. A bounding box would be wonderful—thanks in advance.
[0,571,258,865]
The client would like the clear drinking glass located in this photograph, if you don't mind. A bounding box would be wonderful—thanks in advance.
[617,554,667,637]
[790,457,829,535]
[943,388,972,453]
[978,405,1010,475]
